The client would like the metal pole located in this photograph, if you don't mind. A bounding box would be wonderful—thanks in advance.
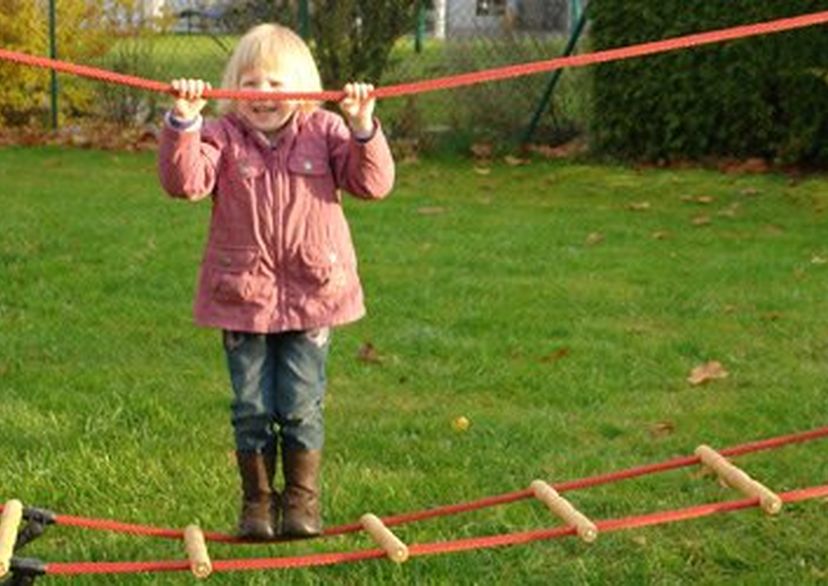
[48,0,58,130]
[298,0,309,40]
[570,0,582,35]
[521,3,588,145]
[415,0,425,53]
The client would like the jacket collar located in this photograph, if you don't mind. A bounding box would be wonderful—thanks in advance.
[225,111,306,151]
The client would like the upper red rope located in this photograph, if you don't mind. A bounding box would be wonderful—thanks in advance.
[0,10,826,102]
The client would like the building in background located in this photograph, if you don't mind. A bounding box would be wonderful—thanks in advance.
[434,0,572,37]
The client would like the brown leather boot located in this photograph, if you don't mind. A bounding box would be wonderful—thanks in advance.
[236,450,277,540]
[280,449,322,537]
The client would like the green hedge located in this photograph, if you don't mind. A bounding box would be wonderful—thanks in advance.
[590,1,828,165]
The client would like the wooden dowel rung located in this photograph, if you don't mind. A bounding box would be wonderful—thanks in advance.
[0,500,24,578]
[184,524,212,579]
[530,480,598,542]
[360,514,409,563]
[695,445,783,515]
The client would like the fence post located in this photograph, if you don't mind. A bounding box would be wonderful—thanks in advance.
[415,0,425,53]
[570,0,582,35]
[298,0,310,40]
[433,0,446,40]
[48,0,58,130]
[521,3,588,145]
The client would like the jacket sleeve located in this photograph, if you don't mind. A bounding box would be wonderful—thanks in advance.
[328,115,395,200]
[157,116,223,201]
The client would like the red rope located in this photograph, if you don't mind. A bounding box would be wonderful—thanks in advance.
[42,484,828,575]
[3,425,826,542]
[0,11,826,102]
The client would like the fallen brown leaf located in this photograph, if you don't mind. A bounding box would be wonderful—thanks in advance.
[585,232,604,246]
[649,421,676,438]
[687,361,729,386]
[717,204,740,218]
[627,201,651,211]
[719,158,769,174]
[471,142,493,160]
[681,195,715,204]
[473,167,491,175]
[357,342,382,364]
[539,347,571,364]
[504,155,530,166]
[526,139,587,159]
[691,215,711,226]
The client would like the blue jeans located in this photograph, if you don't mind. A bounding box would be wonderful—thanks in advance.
[223,329,330,453]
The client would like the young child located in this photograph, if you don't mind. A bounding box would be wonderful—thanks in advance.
[157,23,395,540]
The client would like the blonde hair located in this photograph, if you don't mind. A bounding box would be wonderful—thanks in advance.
[218,23,322,115]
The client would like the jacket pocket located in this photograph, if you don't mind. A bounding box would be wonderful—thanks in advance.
[297,245,349,297]
[287,150,331,177]
[207,246,267,304]
[288,148,336,203]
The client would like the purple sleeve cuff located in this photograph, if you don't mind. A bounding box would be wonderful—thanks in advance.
[352,118,378,143]
[165,111,203,132]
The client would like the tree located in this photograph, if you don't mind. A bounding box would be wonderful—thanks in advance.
[198,0,419,89]
[309,0,420,86]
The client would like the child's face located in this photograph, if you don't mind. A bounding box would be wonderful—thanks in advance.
[236,65,298,133]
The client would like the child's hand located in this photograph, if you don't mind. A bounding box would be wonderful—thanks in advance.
[170,78,211,122]
[339,82,375,136]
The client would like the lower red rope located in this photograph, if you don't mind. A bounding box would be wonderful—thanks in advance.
[0,10,826,102]
[41,484,828,575]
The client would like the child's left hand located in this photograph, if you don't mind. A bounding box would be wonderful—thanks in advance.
[339,82,375,137]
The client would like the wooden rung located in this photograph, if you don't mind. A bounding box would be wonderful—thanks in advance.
[0,500,24,578]
[695,445,783,515]
[360,514,409,563]
[530,480,598,542]
[184,524,212,579]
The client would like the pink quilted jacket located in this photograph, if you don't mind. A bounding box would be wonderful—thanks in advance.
[158,109,395,333]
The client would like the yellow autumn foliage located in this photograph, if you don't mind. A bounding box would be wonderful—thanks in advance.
[0,0,130,126]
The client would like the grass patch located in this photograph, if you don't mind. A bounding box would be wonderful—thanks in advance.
[0,147,826,584]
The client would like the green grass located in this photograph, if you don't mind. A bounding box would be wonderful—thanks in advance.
[0,147,827,585]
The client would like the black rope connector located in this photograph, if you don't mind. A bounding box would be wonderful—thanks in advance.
[2,557,46,586]
[21,509,54,528]
[15,508,55,552]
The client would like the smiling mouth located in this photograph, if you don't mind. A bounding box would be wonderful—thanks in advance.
[251,105,279,114]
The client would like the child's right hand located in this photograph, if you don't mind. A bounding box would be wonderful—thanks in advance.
[170,78,211,121]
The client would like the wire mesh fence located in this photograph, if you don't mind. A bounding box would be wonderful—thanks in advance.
[1,0,590,151]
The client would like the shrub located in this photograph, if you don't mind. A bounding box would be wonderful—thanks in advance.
[309,0,420,86]
[0,0,116,127]
[94,35,163,125]
[589,0,828,166]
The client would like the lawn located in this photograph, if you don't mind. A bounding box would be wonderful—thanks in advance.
[0,146,826,585]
